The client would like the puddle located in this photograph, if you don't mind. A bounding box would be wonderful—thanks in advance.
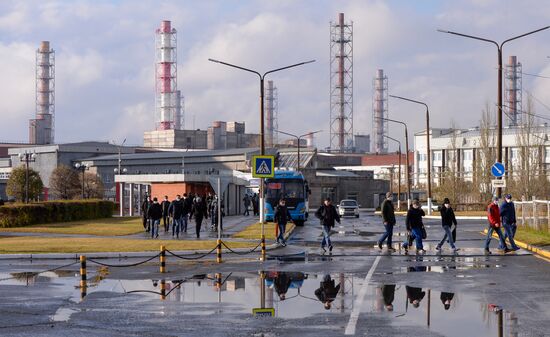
[368,284,518,337]
[1,267,521,335]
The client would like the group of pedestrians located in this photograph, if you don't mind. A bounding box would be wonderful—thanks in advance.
[242,193,259,216]
[380,284,454,311]
[140,192,224,239]
[377,190,520,254]
[269,272,341,310]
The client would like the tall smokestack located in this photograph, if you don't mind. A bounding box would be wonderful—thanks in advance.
[329,13,353,152]
[155,20,177,130]
[30,41,55,145]
[372,69,388,153]
[505,55,522,126]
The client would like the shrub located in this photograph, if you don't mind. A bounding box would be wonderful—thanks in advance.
[0,200,114,228]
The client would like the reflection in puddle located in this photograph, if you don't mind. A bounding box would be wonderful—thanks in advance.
[2,268,521,335]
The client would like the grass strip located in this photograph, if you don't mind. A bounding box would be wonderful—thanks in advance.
[0,236,252,254]
[0,217,143,236]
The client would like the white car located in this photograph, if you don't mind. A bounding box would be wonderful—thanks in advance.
[337,199,360,218]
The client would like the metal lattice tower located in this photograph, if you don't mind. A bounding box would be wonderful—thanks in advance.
[30,41,55,144]
[372,69,388,153]
[505,55,522,126]
[174,90,185,130]
[265,80,278,147]
[329,12,353,153]
[155,20,177,130]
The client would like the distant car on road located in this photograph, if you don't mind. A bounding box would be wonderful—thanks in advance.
[337,199,360,218]
[421,201,439,212]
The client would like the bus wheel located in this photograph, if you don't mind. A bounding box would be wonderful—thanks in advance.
[294,220,305,227]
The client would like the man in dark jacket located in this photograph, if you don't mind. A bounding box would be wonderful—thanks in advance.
[141,195,152,232]
[147,197,163,239]
[381,284,396,311]
[273,272,292,301]
[378,192,396,251]
[243,195,251,216]
[314,274,341,310]
[435,197,459,252]
[168,195,184,238]
[182,193,192,232]
[315,197,341,253]
[402,199,426,254]
[161,196,171,232]
[500,194,520,251]
[274,199,293,246]
[406,285,425,308]
[192,196,208,239]
[440,292,455,310]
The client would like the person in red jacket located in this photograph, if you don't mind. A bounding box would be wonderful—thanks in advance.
[484,197,510,254]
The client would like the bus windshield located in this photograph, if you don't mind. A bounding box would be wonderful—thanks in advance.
[266,179,305,200]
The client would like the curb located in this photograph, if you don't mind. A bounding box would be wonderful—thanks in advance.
[482,229,550,260]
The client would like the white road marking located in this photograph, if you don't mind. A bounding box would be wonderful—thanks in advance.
[344,255,381,335]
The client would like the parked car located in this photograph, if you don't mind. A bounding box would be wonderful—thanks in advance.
[337,199,360,218]
[421,200,439,212]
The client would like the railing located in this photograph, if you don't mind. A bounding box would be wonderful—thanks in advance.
[515,198,550,231]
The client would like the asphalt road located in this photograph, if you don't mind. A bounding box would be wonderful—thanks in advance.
[1,211,549,336]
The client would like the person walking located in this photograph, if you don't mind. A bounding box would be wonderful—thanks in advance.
[274,198,293,246]
[314,274,341,310]
[377,192,396,251]
[192,196,208,239]
[147,197,163,239]
[182,193,192,233]
[273,272,292,301]
[161,195,171,232]
[435,198,459,253]
[406,285,426,308]
[315,197,341,253]
[252,193,259,216]
[211,197,224,232]
[485,197,510,254]
[168,195,184,238]
[141,195,152,232]
[500,194,520,251]
[402,199,426,254]
[243,195,251,216]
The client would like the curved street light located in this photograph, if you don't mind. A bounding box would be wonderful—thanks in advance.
[275,129,323,171]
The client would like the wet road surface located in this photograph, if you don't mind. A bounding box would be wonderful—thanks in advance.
[1,211,550,336]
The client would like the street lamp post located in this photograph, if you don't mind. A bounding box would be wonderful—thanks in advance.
[18,151,36,203]
[375,117,411,208]
[437,26,550,198]
[390,94,433,214]
[208,58,315,258]
[384,135,401,210]
[275,130,323,171]
[74,163,89,199]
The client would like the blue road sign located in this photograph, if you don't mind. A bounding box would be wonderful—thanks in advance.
[252,155,275,178]
[491,162,505,178]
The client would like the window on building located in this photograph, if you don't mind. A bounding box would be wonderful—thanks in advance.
[463,150,473,161]
[321,187,336,202]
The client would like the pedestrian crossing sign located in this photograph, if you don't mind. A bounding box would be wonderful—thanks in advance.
[252,155,275,178]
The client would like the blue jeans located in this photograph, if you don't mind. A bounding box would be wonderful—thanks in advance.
[378,224,394,247]
[151,219,160,238]
[403,227,423,250]
[485,226,507,250]
[437,226,456,249]
[321,225,332,248]
[172,217,182,236]
[502,224,519,249]
[277,222,286,243]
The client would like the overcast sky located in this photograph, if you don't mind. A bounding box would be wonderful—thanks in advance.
[1,0,549,151]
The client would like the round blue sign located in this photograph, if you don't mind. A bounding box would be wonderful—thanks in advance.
[491,162,505,178]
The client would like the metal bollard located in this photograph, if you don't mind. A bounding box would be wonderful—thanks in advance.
[160,279,166,300]
[260,235,266,261]
[160,245,166,273]
[216,240,222,263]
[80,255,87,299]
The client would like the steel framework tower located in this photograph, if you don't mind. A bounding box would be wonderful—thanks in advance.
[505,55,522,126]
[372,69,388,153]
[155,20,177,130]
[30,41,55,144]
[265,80,278,147]
[329,13,353,152]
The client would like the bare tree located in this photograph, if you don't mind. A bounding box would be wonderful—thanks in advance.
[82,172,105,199]
[473,102,496,203]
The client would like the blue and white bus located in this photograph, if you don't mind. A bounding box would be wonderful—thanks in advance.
[264,170,309,226]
